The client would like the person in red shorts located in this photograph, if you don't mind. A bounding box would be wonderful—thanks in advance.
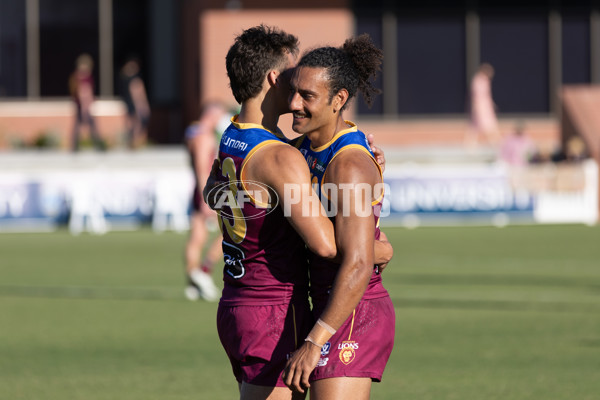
[283,34,395,399]
[69,53,105,152]
[210,26,393,400]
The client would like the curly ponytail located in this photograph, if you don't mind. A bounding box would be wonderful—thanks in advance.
[297,34,382,110]
[342,34,383,108]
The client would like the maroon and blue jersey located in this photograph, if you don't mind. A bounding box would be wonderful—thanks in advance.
[217,117,309,306]
[293,121,388,307]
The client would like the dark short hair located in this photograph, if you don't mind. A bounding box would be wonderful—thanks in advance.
[226,25,299,104]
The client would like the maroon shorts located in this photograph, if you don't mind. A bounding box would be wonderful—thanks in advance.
[217,300,313,387]
[310,295,395,382]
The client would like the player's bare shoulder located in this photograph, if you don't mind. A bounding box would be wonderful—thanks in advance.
[246,142,309,186]
[327,147,380,185]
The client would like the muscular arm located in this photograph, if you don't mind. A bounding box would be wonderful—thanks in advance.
[314,149,380,328]
[284,149,384,392]
[321,161,376,323]
[367,133,391,266]
[203,159,220,209]
[246,143,337,259]
[203,143,390,266]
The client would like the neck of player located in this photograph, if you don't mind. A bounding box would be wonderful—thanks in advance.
[308,115,349,148]
[237,96,280,134]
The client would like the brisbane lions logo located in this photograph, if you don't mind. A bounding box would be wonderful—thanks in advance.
[338,341,358,365]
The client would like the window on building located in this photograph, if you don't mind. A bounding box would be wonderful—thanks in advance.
[40,0,99,97]
[0,0,27,97]
[396,13,466,114]
[480,12,549,113]
[113,0,149,97]
[562,13,590,84]
[356,15,384,115]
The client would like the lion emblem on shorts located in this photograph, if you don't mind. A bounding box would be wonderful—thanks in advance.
[338,340,358,365]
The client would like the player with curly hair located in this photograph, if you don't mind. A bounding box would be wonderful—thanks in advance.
[283,34,395,399]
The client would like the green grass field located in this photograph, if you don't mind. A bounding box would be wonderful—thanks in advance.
[1,225,600,400]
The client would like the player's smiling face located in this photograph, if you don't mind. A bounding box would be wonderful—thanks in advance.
[289,66,337,138]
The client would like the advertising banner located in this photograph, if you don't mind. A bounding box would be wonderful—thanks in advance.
[0,169,194,233]
[1,160,597,232]
[381,160,597,227]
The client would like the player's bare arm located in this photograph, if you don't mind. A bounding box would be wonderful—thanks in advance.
[205,136,385,210]
[283,149,381,392]
[330,230,392,267]
[375,230,393,273]
[202,159,220,209]
[366,134,391,268]
[246,142,337,259]
[203,140,387,263]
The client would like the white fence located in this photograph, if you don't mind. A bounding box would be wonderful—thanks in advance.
[0,150,597,233]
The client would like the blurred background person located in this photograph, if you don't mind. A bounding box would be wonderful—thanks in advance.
[552,136,589,163]
[466,63,500,148]
[184,101,232,301]
[564,136,588,163]
[529,141,557,164]
[499,121,536,167]
[69,53,105,152]
[119,57,150,149]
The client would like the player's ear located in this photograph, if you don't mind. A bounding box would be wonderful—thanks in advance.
[333,89,349,113]
[267,70,279,87]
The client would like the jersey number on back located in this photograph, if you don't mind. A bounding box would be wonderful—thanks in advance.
[217,157,247,244]
[218,157,247,279]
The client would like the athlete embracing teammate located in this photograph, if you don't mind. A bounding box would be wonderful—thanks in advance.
[208,25,394,400]
[283,35,395,399]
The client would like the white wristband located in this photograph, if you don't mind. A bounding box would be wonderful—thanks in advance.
[304,336,323,348]
[316,318,336,335]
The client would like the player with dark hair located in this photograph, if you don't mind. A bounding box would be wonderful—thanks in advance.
[283,34,395,399]
[215,24,338,400]
[209,26,392,400]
